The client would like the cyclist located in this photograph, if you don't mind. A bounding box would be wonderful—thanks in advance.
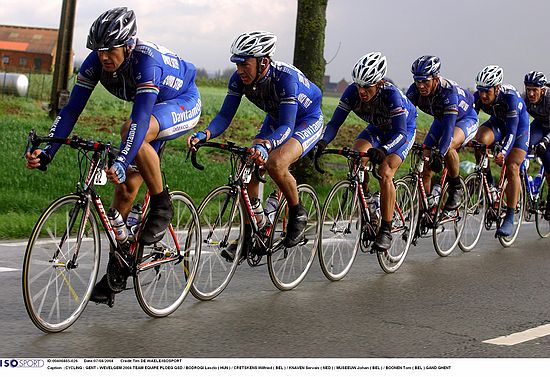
[314,52,417,251]
[24,7,201,305]
[406,56,478,209]
[187,31,323,257]
[473,65,529,237]
[523,71,550,220]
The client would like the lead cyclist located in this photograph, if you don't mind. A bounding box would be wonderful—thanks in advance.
[24,7,201,306]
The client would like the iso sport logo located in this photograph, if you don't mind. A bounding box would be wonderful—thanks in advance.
[1,359,45,368]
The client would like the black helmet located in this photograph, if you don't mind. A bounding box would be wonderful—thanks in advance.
[86,7,137,50]
[524,71,547,87]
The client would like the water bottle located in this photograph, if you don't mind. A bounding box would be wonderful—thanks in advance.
[251,197,266,229]
[107,207,128,245]
[264,191,279,225]
[431,184,442,207]
[126,203,143,243]
[367,192,380,225]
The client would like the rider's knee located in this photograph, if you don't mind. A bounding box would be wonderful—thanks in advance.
[114,182,138,203]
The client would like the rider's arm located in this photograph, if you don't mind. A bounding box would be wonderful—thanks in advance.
[205,73,243,139]
[43,53,99,158]
[115,56,161,169]
[321,85,355,144]
[500,94,521,157]
[437,92,459,156]
[264,82,299,149]
[380,91,408,154]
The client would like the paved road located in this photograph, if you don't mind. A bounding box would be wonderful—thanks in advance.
[1,222,550,360]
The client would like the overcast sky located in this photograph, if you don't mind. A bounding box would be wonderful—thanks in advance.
[1,0,548,90]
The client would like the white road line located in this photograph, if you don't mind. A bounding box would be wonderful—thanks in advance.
[482,324,550,346]
[0,267,19,272]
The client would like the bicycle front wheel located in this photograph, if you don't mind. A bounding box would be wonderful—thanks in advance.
[433,178,468,257]
[498,179,524,247]
[318,180,361,281]
[377,180,414,273]
[134,191,201,317]
[190,185,244,300]
[459,172,486,251]
[22,194,100,333]
[535,176,550,238]
[268,184,320,290]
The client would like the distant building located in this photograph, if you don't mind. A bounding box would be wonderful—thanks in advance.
[323,75,348,95]
[0,25,60,73]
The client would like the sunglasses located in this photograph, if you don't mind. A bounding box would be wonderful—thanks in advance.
[476,86,492,93]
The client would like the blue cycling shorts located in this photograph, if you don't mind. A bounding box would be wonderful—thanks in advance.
[150,84,201,152]
[255,112,324,157]
[482,117,529,153]
[357,125,416,161]
[423,115,479,149]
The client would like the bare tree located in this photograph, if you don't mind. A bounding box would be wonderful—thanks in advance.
[292,0,328,184]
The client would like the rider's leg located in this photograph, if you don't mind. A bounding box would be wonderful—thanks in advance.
[422,149,434,195]
[496,147,527,236]
[444,127,466,209]
[373,154,402,250]
[475,125,496,187]
[264,138,305,247]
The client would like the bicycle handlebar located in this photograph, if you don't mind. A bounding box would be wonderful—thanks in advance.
[314,147,382,180]
[189,141,266,183]
[26,129,120,156]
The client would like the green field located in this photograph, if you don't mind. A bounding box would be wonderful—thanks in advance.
[0,84,483,239]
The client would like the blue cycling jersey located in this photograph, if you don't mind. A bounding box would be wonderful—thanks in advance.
[45,39,197,169]
[474,84,529,156]
[206,61,323,149]
[524,88,550,136]
[322,82,417,154]
[407,77,476,154]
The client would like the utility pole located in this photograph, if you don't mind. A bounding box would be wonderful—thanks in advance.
[49,0,77,119]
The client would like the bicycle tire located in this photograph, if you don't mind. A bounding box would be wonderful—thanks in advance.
[134,191,201,317]
[498,178,524,247]
[432,177,468,257]
[190,185,244,300]
[318,180,361,281]
[377,180,414,273]
[535,176,550,238]
[268,184,320,290]
[22,194,100,333]
[459,172,487,251]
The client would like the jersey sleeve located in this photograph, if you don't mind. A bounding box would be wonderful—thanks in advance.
[321,85,356,144]
[437,89,459,155]
[499,93,521,157]
[266,76,299,149]
[115,54,161,168]
[381,89,408,154]
[44,52,99,159]
[205,72,243,139]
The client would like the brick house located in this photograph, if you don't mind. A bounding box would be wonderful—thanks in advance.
[0,25,59,73]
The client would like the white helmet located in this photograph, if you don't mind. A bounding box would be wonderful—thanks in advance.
[230,31,277,63]
[352,52,387,87]
[476,65,503,88]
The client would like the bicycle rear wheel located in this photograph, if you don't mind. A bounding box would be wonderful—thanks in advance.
[318,180,361,281]
[459,172,486,251]
[268,184,320,290]
[377,180,414,273]
[498,179,524,247]
[22,194,100,333]
[134,191,201,317]
[535,176,550,238]
[190,186,244,300]
[433,178,468,257]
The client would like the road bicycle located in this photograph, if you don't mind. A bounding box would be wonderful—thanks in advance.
[460,140,525,250]
[189,141,320,299]
[397,143,468,257]
[521,150,549,238]
[314,147,414,279]
[22,130,201,333]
